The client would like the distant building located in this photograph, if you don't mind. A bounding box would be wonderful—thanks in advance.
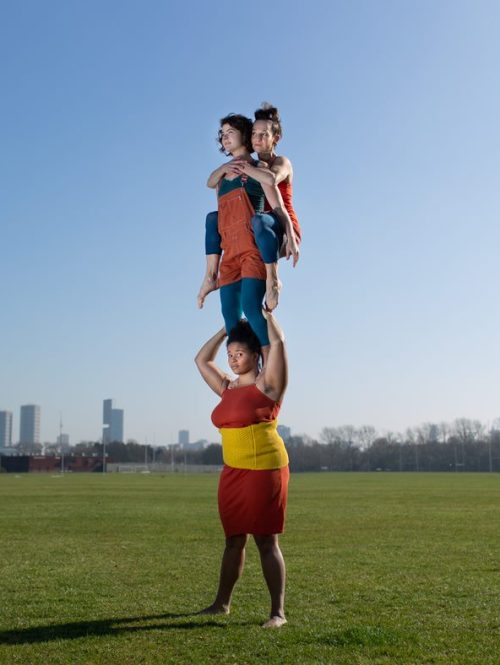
[277,424,292,442]
[0,411,13,448]
[19,405,41,445]
[178,430,190,446]
[182,439,208,451]
[102,399,124,444]
[57,433,70,447]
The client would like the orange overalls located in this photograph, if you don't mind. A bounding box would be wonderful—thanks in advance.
[217,184,267,288]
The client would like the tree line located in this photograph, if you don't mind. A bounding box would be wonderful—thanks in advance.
[290,419,500,472]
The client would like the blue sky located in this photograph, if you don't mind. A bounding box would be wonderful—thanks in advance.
[1,0,499,445]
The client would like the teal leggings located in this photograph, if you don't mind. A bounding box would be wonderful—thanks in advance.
[220,278,269,346]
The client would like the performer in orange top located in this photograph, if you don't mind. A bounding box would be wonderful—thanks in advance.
[198,104,301,313]
[195,309,289,629]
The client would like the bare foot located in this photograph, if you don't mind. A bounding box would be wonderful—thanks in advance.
[265,278,282,311]
[197,603,230,615]
[197,275,218,309]
[262,615,287,628]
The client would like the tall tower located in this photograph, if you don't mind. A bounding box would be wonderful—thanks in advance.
[19,405,41,446]
[102,399,124,444]
[0,411,13,448]
[178,430,190,446]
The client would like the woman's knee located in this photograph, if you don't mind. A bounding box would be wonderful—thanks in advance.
[251,214,280,263]
[254,534,278,555]
[226,534,248,551]
[205,210,219,230]
[205,211,221,255]
[251,214,265,236]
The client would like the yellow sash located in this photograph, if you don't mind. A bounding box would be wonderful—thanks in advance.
[219,419,289,470]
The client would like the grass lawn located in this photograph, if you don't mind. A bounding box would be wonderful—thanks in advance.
[0,472,499,664]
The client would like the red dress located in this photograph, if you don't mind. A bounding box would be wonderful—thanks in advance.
[212,384,290,537]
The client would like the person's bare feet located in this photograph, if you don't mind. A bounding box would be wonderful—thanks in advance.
[265,278,282,311]
[262,615,287,628]
[197,274,218,309]
[197,603,230,615]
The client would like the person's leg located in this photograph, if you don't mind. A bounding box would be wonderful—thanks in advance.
[240,278,270,365]
[198,211,222,309]
[199,534,249,614]
[251,213,284,311]
[220,281,242,335]
[253,534,287,627]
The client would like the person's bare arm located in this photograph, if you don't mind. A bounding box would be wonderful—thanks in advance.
[269,156,293,186]
[207,160,241,188]
[194,327,230,395]
[230,159,276,186]
[257,311,288,402]
[262,183,300,266]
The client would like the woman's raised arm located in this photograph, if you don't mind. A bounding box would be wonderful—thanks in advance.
[195,327,230,395]
[258,311,288,402]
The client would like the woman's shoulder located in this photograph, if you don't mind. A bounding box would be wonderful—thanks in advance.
[273,155,293,184]
[274,154,292,165]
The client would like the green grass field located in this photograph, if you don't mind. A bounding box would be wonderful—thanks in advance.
[1,472,499,664]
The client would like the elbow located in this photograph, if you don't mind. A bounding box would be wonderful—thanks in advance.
[263,172,277,187]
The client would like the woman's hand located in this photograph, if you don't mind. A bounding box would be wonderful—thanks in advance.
[230,159,253,175]
[225,159,243,176]
[232,160,277,186]
[285,232,300,267]
[207,160,241,187]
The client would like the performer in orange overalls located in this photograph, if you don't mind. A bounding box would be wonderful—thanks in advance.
[197,113,297,353]
[198,105,301,315]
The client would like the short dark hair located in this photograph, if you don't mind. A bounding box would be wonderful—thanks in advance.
[254,102,282,139]
[217,113,253,154]
[227,319,262,357]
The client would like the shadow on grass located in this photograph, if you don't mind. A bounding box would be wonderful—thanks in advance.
[0,612,248,646]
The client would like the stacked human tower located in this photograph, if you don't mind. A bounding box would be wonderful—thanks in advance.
[194,103,302,629]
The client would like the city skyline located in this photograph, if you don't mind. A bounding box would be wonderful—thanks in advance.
[2,2,500,444]
[2,394,498,450]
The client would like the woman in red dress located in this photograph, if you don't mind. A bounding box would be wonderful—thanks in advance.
[194,310,290,628]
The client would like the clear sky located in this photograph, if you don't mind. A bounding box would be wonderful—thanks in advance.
[1,0,499,445]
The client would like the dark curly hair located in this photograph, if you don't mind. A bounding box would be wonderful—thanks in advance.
[227,319,262,358]
[254,102,282,139]
[217,113,253,155]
